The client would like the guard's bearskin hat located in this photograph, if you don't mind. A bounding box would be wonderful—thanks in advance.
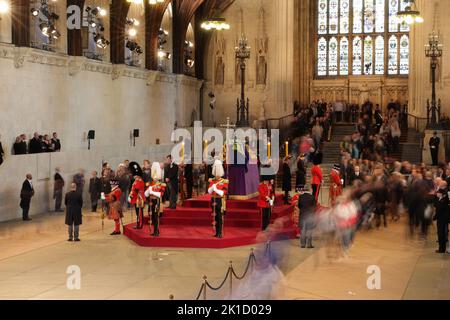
[129,162,143,178]
[313,152,323,165]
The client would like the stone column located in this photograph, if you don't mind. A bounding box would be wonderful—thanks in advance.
[273,0,294,115]
[294,0,314,107]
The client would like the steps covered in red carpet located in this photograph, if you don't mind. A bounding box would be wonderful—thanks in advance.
[123,194,297,249]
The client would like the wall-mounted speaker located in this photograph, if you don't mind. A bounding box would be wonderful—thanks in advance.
[133,129,140,138]
[88,130,95,140]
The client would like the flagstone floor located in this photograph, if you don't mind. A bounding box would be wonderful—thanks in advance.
[0,206,448,300]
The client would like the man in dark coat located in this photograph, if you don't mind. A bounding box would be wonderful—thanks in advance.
[65,183,83,242]
[429,132,440,166]
[184,163,194,199]
[20,173,34,221]
[433,188,449,253]
[51,132,61,152]
[89,171,101,212]
[282,157,292,204]
[29,132,42,154]
[53,168,65,212]
[298,185,317,249]
[164,155,179,209]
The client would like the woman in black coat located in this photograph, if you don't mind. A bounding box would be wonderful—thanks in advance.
[65,183,83,242]
[282,157,292,204]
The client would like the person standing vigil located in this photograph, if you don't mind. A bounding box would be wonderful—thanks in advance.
[429,131,440,166]
[53,168,65,212]
[20,173,34,221]
[165,155,179,209]
[65,183,83,242]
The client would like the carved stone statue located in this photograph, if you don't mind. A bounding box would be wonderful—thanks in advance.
[256,51,267,86]
[214,36,225,86]
[256,8,268,86]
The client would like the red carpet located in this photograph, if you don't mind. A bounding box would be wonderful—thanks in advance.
[123,194,297,249]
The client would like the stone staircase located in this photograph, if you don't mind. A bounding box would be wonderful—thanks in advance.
[391,126,423,164]
[322,123,356,164]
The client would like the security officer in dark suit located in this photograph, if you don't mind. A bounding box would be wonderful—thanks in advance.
[429,132,440,166]
[20,174,34,221]
[65,183,83,242]
[297,185,317,249]
[165,155,179,209]
[433,188,449,253]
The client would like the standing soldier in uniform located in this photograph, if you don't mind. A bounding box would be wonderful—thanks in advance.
[128,162,146,230]
[429,131,440,166]
[145,162,166,237]
[208,160,229,238]
[329,164,343,206]
[258,175,275,231]
[101,179,123,236]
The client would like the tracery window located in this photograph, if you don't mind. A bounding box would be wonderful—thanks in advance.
[316,0,409,77]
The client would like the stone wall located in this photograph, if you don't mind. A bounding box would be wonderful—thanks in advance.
[0,43,201,222]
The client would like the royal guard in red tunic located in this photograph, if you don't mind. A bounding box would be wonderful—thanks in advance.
[258,174,275,231]
[208,160,229,238]
[128,162,146,230]
[329,164,343,206]
[101,179,123,236]
[144,162,166,237]
[311,152,323,202]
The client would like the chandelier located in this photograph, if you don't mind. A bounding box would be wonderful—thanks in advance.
[396,0,423,24]
[201,17,230,31]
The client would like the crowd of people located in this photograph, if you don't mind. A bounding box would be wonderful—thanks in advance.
[285,99,449,257]
[13,132,61,155]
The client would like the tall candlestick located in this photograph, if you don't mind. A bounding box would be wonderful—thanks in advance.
[181,141,185,162]
[285,141,289,158]
[267,142,271,158]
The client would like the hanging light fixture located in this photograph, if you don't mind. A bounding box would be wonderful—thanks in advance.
[0,0,9,14]
[396,0,423,24]
[201,17,230,31]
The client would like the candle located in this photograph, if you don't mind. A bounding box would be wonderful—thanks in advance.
[267,142,271,158]
[181,141,185,162]
[285,141,289,158]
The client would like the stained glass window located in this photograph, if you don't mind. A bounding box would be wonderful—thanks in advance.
[340,37,349,75]
[340,0,350,33]
[329,0,339,34]
[363,36,373,74]
[388,35,398,75]
[353,37,362,75]
[364,0,375,33]
[389,0,399,32]
[399,0,410,32]
[353,0,363,33]
[318,0,328,34]
[316,0,408,76]
[318,37,328,76]
[375,0,385,32]
[399,35,409,75]
[329,37,339,75]
[375,36,384,74]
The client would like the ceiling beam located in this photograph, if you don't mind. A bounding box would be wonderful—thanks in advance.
[11,0,31,47]
[145,0,171,70]
[67,0,85,56]
[110,0,131,64]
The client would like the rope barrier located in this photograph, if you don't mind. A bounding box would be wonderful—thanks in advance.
[190,241,272,300]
